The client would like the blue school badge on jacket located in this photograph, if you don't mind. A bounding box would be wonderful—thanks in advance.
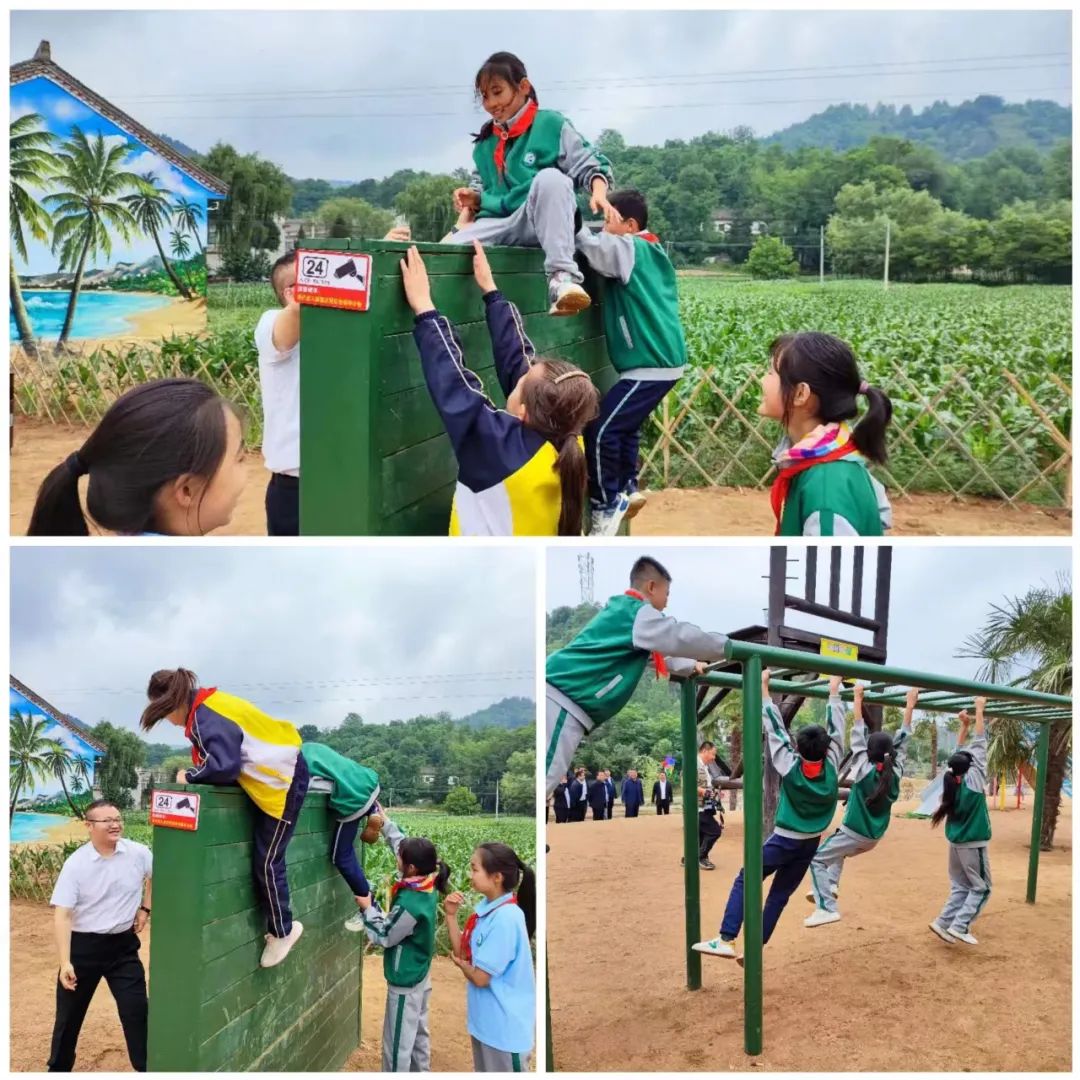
[523,151,537,165]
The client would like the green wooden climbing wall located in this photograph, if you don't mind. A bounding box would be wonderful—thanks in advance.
[297,238,617,535]
[146,784,363,1072]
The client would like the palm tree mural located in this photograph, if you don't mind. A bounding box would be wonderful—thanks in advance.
[45,126,142,347]
[10,710,55,821]
[123,172,193,301]
[10,113,59,359]
[958,576,1071,850]
[172,196,205,253]
[40,741,85,819]
[169,229,195,290]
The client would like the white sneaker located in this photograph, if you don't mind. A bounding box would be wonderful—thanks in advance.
[804,908,841,928]
[548,280,591,316]
[946,926,978,945]
[344,910,366,933]
[691,937,737,959]
[590,494,629,537]
[260,920,303,967]
[805,885,838,904]
[624,491,648,520]
[928,920,954,944]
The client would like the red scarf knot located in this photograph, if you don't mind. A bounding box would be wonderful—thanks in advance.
[493,100,538,179]
[460,895,517,963]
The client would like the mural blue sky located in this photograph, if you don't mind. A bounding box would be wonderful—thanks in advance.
[10,684,101,799]
[10,76,217,276]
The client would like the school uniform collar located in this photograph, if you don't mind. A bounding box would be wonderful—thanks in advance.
[495,99,535,134]
[474,892,516,917]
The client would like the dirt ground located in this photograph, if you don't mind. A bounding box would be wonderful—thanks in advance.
[9,899,476,1072]
[11,419,1069,537]
[547,798,1072,1072]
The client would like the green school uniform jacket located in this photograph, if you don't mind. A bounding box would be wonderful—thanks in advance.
[763,698,845,838]
[946,733,992,847]
[575,227,687,379]
[362,882,439,988]
[300,742,380,821]
[471,105,612,219]
[841,723,911,842]
[779,458,889,537]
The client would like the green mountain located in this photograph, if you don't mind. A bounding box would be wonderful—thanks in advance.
[457,696,535,730]
[767,96,1071,160]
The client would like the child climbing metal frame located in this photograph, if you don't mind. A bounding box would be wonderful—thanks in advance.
[678,641,1073,1057]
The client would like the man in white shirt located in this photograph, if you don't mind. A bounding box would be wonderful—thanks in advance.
[48,799,153,1072]
[652,769,673,815]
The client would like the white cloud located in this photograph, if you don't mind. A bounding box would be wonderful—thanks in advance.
[122,148,201,197]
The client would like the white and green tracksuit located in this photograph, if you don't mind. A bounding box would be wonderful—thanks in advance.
[809,718,911,912]
[937,733,992,934]
[545,591,728,795]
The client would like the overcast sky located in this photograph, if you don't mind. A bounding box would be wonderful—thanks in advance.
[10,9,1071,180]
[11,546,536,745]
[547,544,1070,682]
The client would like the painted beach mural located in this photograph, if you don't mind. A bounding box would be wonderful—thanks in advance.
[10,41,227,355]
[10,676,105,841]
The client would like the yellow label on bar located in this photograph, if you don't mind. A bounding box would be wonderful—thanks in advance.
[820,637,859,662]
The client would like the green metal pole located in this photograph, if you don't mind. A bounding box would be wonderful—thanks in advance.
[545,952,554,1069]
[680,678,702,991]
[1026,722,1052,903]
[742,656,764,1056]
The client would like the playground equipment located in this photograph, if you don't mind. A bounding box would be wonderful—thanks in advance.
[679,629,1072,1056]
[296,238,616,535]
[147,784,364,1071]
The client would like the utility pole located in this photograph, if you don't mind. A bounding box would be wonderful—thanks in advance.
[883,217,891,291]
[495,777,500,819]
[819,225,825,285]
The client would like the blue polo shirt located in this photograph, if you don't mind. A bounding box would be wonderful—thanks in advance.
[466,893,535,1053]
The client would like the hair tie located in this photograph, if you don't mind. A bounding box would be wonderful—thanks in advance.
[65,452,88,477]
[858,381,870,395]
[553,370,590,385]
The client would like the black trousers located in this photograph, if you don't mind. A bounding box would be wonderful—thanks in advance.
[592,805,606,821]
[570,803,587,822]
[699,810,723,860]
[265,473,300,536]
[656,803,671,815]
[625,805,640,818]
[48,930,147,1072]
[553,804,569,823]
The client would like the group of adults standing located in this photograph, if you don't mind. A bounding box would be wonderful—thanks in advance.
[550,767,675,822]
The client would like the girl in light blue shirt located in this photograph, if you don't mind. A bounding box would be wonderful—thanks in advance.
[444,843,536,1072]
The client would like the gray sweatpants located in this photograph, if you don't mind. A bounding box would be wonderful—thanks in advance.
[382,975,431,1072]
[807,828,878,913]
[471,1036,531,1072]
[451,168,582,284]
[545,691,590,797]
[937,844,992,933]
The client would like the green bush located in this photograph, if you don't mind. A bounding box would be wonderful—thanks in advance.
[442,786,481,816]
[746,235,801,279]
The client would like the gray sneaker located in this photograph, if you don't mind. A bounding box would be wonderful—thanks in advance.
[548,278,591,316]
[344,910,366,933]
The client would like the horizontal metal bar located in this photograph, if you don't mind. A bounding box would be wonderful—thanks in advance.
[783,594,881,633]
[722,642,1072,718]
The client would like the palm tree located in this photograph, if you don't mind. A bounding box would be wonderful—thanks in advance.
[39,741,84,819]
[172,196,205,253]
[169,229,195,290]
[46,127,143,347]
[123,172,193,300]
[10,113,59,360]
[958,576,1072,850]
[10,710,54,821]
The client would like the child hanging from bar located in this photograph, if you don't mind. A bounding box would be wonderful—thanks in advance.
[803,683,916,926]
[400,242,599,536]
[545,555,729,797]
[928,697,992,946]
[693,668,845,961]
[140,668,308,968]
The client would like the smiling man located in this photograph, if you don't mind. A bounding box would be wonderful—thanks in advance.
[47,799,153,1072]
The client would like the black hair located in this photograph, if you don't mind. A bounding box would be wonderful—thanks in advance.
[476,842,536,939]
[795,724,830,763]
[141,668,198,731]
[398,837,452,894]
[608,189,648,230]
[84,799,120,817]
[769,332,892,465]
[931,751,974,827]
[629,556,672,589]
[271,251,296,303]
[472,52,538,142]
[698,740,715,753]
[863,731,897,813]
[28,379,240,537]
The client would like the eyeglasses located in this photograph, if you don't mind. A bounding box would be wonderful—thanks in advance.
[86,817,123,825]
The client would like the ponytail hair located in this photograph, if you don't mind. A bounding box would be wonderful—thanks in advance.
[28,378,240,537]
[398,837,452,893]
[472,52,539,142]
[769,332,892,465]
[931,751,974,827]
[864,731,897,813]
[519,358,600,536]
[141,668,198,731]
[476,842,536,939]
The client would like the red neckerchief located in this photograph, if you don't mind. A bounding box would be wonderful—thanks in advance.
[801,759,825,780]
[638,231,661,244]
[625,589,668,677]
[770,443,859,536]
[185,687,217,766]
[493,100,538,178]
[390,872,438,904]
[875,762,885,773]
[461,894,517,963]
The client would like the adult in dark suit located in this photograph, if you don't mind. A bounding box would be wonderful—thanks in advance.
[568,768,589,822]
[553,774,570,824]
[588,772,608,821]
[652,770,673,815]
[604,770,616,819]
[621,769,645,817]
